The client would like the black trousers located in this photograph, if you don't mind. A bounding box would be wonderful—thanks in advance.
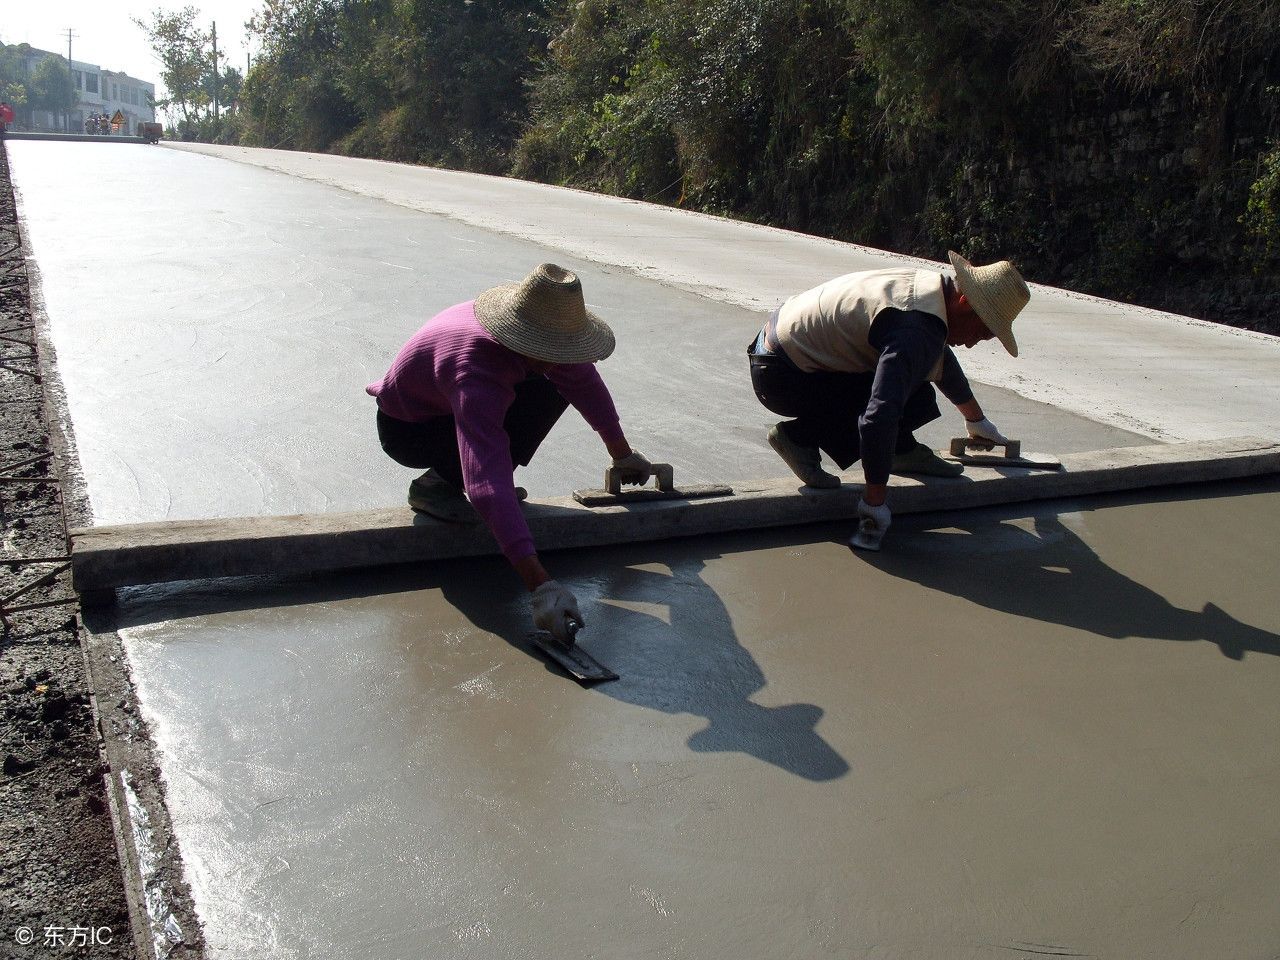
[747,342,941,471]
[376,375,570,488]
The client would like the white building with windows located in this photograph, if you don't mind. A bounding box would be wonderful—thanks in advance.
[17,47,155,134]
[72,59,156,134]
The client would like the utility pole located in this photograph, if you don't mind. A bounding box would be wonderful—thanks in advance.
[211,21,219,120]
[64,28,78,133]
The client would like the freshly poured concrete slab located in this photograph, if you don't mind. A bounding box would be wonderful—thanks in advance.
[169,142,1280,445]
[110,478,1280,959]
[70,437,1280,590]
[8,140,1145,527]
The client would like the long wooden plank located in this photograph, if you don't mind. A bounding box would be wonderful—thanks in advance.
[70,437,1280,592]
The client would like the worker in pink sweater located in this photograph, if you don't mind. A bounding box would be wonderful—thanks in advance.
[367,264,652,639]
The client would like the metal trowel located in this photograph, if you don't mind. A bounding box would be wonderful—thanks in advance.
[528,619,619,683]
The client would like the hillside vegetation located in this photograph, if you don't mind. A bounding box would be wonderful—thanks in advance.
[239,0,1280,329]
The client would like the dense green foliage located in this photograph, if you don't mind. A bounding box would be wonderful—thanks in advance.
[239,0,543,171]
[134,7,243,141]
[1245,138,1280,258]
[170,0,1280,327]
[29,58,76,117]
[514,0,1280,325]
[0,44,76,125]
[0,43,32,110]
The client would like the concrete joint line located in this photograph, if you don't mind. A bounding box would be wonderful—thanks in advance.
[70,437,1280,594]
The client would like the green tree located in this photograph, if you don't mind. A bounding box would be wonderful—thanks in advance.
[30,56,75,129]
[379,0,546,168]
[241,0,544,167]
[1244,142,1280,259]
[134,7,213,125]
[0,42,32,112]
[515,0,869,217]
[211,65,243,112]
[241,0,355,150]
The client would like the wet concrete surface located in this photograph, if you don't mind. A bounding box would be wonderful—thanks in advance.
[7,141,1143,526]
[107,478,1280,959]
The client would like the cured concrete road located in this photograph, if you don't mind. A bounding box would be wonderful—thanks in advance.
[9,141,1280,959]
[8,140,1143,526]
[170,142,1280,447]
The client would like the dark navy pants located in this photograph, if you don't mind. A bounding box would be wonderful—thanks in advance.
[747,333,940,470]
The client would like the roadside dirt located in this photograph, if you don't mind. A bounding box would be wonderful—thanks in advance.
[0,144,134,958]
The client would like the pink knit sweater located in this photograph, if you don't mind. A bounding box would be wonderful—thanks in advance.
[367,301,624,562]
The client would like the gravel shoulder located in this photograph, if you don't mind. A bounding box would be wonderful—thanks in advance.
[0,138,137,960]
[0,141,203,960]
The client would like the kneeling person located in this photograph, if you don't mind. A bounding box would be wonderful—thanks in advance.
[368,263,652,637]
[748,251,1031,546]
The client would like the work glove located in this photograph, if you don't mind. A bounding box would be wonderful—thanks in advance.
[531,580,583,641]
[610,449,653,486]
[965,417,1008,449]
[849,499,892,551]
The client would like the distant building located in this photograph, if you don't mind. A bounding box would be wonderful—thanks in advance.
[17,47,155,134]
[75,61,157,134]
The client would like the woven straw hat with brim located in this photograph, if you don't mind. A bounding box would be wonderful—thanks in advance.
[947,251,1031,358]
[474,263,615,364]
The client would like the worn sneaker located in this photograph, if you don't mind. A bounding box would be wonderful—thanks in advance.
[892,441,964,478]
[408,469,479,523]
[408,470,527,522]
[767,424,841,488]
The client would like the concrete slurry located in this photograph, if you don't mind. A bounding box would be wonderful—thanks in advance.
[111,479,1280,959]
[8,140,1142,527]
[170,141,1280,446]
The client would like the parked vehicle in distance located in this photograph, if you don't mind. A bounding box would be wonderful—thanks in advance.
[138,121,162,144]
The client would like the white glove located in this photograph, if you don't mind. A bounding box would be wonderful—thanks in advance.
[849,499,892,551]
[857,499,891,532]
[966,417,1008,449]
[610,449,653,486]
[531,580,583,640]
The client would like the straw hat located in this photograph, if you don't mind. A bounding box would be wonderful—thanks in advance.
[474,264,615,364]
[947,251,1030,357]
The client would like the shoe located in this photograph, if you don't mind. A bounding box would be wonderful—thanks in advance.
[892,441,964,478]
[407,469,478,523]
[408,471,528,522]
[767,424,841,488]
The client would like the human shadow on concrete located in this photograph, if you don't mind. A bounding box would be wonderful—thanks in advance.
[94,529,850,783]
[437,538,851,783]
[854,499,1280,661]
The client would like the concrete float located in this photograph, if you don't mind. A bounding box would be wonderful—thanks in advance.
[69,437,1280,594]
